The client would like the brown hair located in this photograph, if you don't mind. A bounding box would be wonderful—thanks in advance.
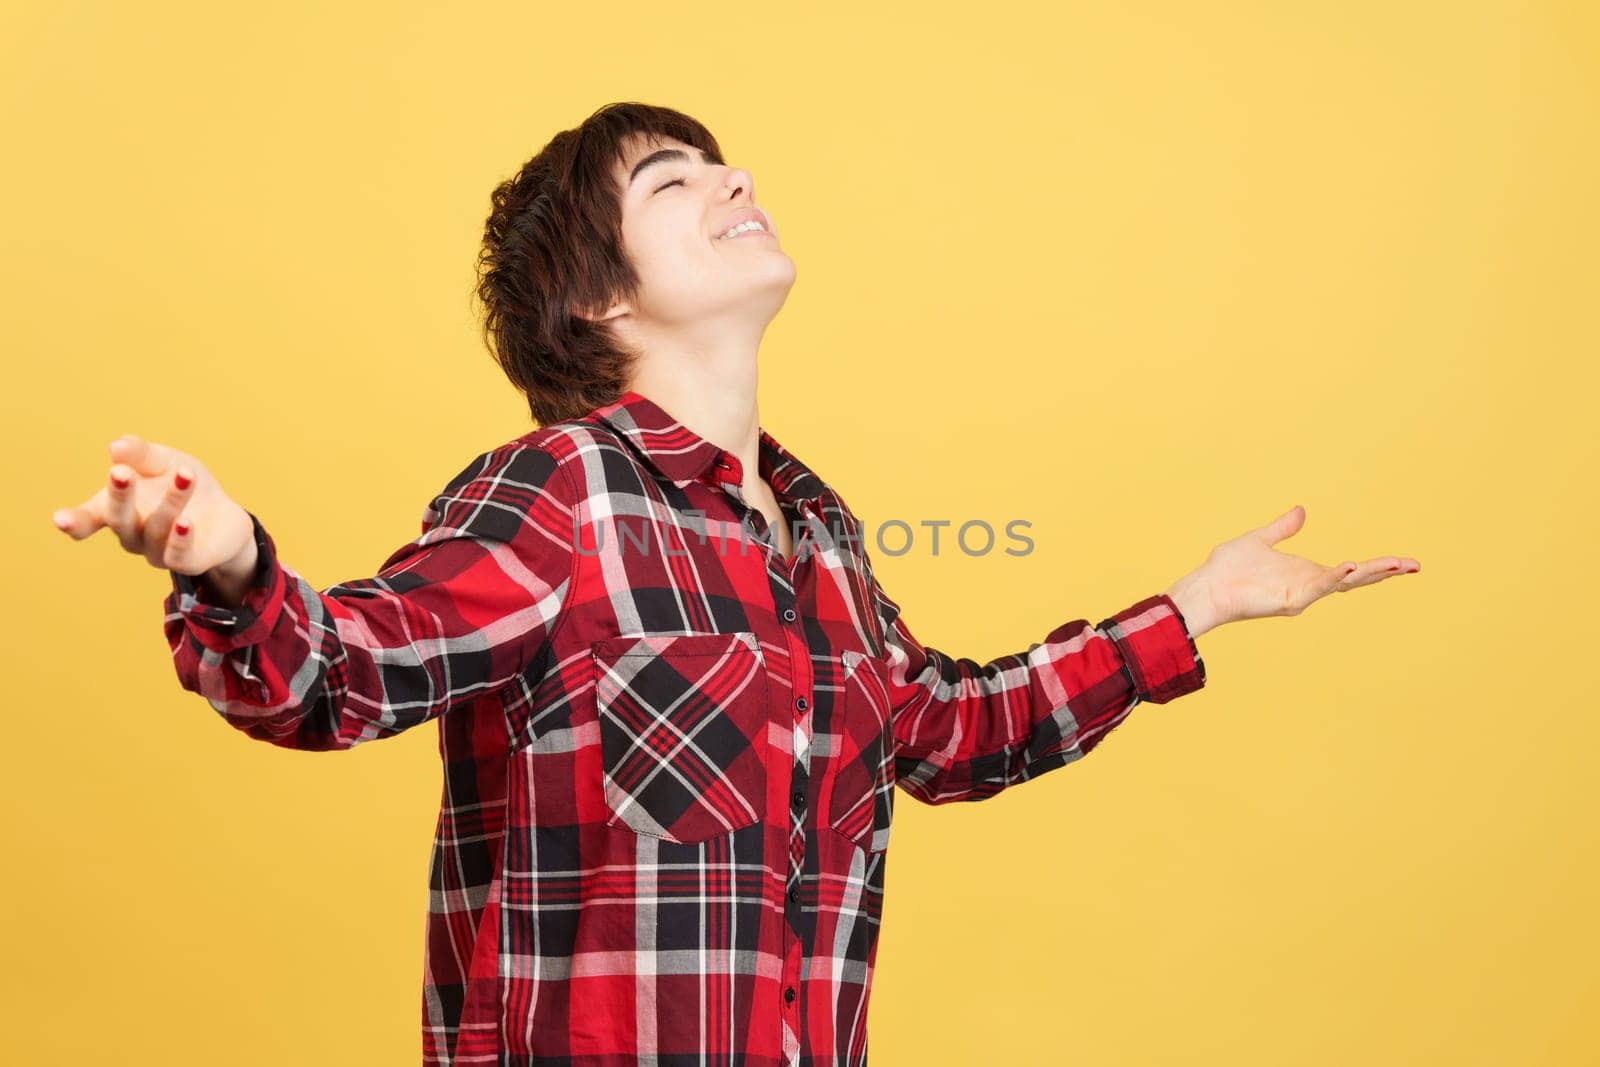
[475,102,726,426]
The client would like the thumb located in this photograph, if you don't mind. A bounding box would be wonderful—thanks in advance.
[1258,503,1306,545]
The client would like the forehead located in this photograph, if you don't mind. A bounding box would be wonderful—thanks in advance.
[618,132,695,174]
[622,131,692,156]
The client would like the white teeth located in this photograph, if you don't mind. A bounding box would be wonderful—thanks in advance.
[718,220,766,239]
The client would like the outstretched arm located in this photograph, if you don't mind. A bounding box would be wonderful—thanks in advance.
[874,503,1417,805]
[57,433,579,752]
[874,574,1206,806]
[160,440,579,751]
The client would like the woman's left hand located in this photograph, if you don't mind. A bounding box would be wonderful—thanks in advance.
[1164,505,1419,639]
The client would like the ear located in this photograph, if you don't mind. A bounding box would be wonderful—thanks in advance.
[572,293,629,324]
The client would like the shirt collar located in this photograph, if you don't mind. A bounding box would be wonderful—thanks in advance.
[590,389,828,505]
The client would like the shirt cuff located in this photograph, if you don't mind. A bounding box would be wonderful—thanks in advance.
[1096,592,1207,704]
[166,510,289,654]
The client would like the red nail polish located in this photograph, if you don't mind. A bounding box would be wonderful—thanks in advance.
[174,471,192,490]
[1387,565,1400,571]
[111,474,129,489]
[174,520,189,536]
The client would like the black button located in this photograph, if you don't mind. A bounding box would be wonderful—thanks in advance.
[795,697,808,711]
[792,791,805,808]
[782,608,797,623]
[788,885,800,903]
[784,986,797,1004]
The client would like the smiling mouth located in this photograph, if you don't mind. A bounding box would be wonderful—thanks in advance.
[713,213,778,242]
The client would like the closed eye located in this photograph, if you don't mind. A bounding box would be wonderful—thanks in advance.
[653,177,686,195]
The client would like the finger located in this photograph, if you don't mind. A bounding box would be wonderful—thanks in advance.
[1341,556,1422,589]
[108,434,182,477]
[1258,504,1306,546]
[161,509,197,571]
[105,464,141,550]
[143,462,198,559]
[51,496,108,540]
[1320,559,1359,599]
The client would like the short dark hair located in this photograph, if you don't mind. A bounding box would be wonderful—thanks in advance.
[475,102,726,426]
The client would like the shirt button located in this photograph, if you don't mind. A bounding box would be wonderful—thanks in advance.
[792,791,805,809]
[782,608,797,623]
[785,986,797,1004]
[788,885,800,903]
[795,696,808,711]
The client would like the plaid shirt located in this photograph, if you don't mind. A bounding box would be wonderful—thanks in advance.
[165,389,1207,1066]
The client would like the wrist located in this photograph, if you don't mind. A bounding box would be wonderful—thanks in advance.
[199,536,260,608]
[1164,572,1218,640]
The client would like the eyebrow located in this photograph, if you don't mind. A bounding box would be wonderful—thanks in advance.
[628,147,712,189]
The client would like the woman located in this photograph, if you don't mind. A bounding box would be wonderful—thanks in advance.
[51,102,1418,1066]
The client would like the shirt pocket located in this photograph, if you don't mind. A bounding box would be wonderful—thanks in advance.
[826,649,895,854]
[592,630,771,845]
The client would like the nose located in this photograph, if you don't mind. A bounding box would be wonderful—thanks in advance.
[720,165,755,201]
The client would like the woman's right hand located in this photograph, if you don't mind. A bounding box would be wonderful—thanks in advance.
[52,434,258,587]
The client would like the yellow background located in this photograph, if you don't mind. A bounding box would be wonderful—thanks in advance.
[6,1,1597,1063]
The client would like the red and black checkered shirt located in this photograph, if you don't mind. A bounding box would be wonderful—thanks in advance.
[165,389,1207,1066]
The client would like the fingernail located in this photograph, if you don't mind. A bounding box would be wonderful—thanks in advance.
[174,520,189,536]
[52,511,69,530]
[174,469,192,490]
[111,472,129,490]
[1387,565,1400,571]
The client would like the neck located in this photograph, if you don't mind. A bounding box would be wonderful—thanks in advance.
[625,339,763,485]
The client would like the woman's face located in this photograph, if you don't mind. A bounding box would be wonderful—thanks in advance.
[604,132,795,331]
